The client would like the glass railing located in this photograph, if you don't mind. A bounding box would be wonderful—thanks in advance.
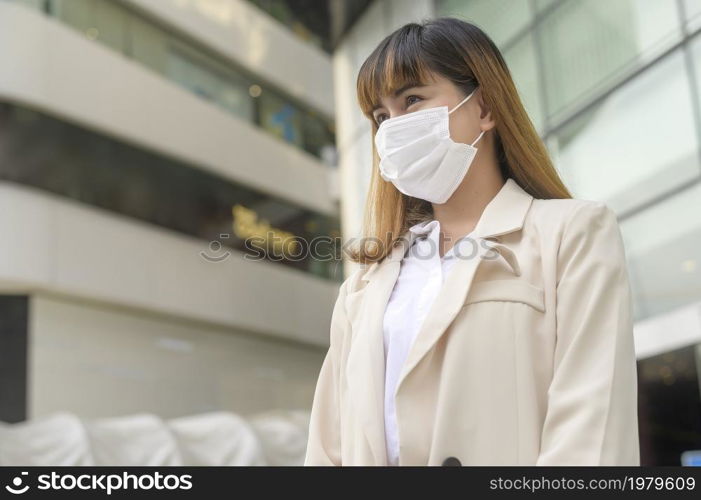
[3,0,336,162]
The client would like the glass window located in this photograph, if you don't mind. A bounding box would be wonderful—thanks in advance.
[503,32,545,134]
[0,295,28,424]
[245,0,373,54]
[685,0,701,32]
[619,182,701,322]
[300,108,336,160]
[247,0,324,52]
[91,0,128,53]
[4,0,45,11]
[539,0,682,122]
[690,32,701,113]
[52,0,128,53]
[637,344,701,465]
[39,0,335,161]
[550,49,700,215]
[0,103,342,282]
[535,0,559,12]
[128,14,169,73]
[52,0,93,36]
[166,44,255,123]
[435,0,533,48]
[258,90,304,150]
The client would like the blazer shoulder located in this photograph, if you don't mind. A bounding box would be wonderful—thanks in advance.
[533,198,626,266]
[529,197,617,234]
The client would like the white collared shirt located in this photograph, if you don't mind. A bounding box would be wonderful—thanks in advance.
[382,219,475,466]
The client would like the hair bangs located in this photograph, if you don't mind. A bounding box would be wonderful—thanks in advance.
[356,28,433,121]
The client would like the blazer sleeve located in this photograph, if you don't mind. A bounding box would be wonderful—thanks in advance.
[303,273,354,466]
[536,202,640,466]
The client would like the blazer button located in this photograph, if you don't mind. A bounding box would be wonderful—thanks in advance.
[441,456,462,466]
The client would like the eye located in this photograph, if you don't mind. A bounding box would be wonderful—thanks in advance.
[406,95,422,107]
[375,113,389,125]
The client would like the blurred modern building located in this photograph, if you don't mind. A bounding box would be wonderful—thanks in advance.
[332,0,701,465]
[0,0,369,426]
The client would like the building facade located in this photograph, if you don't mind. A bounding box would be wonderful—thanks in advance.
[0,0,345,423]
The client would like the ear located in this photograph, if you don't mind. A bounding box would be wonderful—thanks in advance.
[477,88,496,131]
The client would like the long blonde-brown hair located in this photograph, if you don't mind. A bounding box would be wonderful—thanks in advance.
[349,17,571,265]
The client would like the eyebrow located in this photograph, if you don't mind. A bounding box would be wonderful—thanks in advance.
[372,82,426,112]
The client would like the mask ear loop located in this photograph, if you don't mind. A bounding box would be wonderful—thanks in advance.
[470,129,486,147]
[448,86,479,115]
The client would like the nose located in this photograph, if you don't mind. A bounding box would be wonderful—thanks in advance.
[384,110,409,122]
[382,99,417,121]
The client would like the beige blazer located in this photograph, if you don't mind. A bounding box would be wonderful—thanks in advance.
[304,178,640,466]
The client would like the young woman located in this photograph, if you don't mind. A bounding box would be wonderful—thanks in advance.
[304,17,640,466]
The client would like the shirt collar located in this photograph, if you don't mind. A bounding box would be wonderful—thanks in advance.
[408,219,439,237]
[407,219,471,260]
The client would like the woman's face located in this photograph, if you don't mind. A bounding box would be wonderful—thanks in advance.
[372,71,486,147]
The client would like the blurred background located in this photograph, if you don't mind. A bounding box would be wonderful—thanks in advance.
[0,0,699,466]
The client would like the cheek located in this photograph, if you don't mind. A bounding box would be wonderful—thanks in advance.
[448,116,476,145]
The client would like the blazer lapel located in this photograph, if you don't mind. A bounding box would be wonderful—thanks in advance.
[397,178,534,394]
[344,177,533,464]
[344,228,421,465]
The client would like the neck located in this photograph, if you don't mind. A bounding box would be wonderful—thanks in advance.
[431,149,505,258]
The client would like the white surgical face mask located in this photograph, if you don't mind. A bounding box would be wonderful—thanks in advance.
[374,86,485,204]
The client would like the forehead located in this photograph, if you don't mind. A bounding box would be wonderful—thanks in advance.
[373,72,442,111]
